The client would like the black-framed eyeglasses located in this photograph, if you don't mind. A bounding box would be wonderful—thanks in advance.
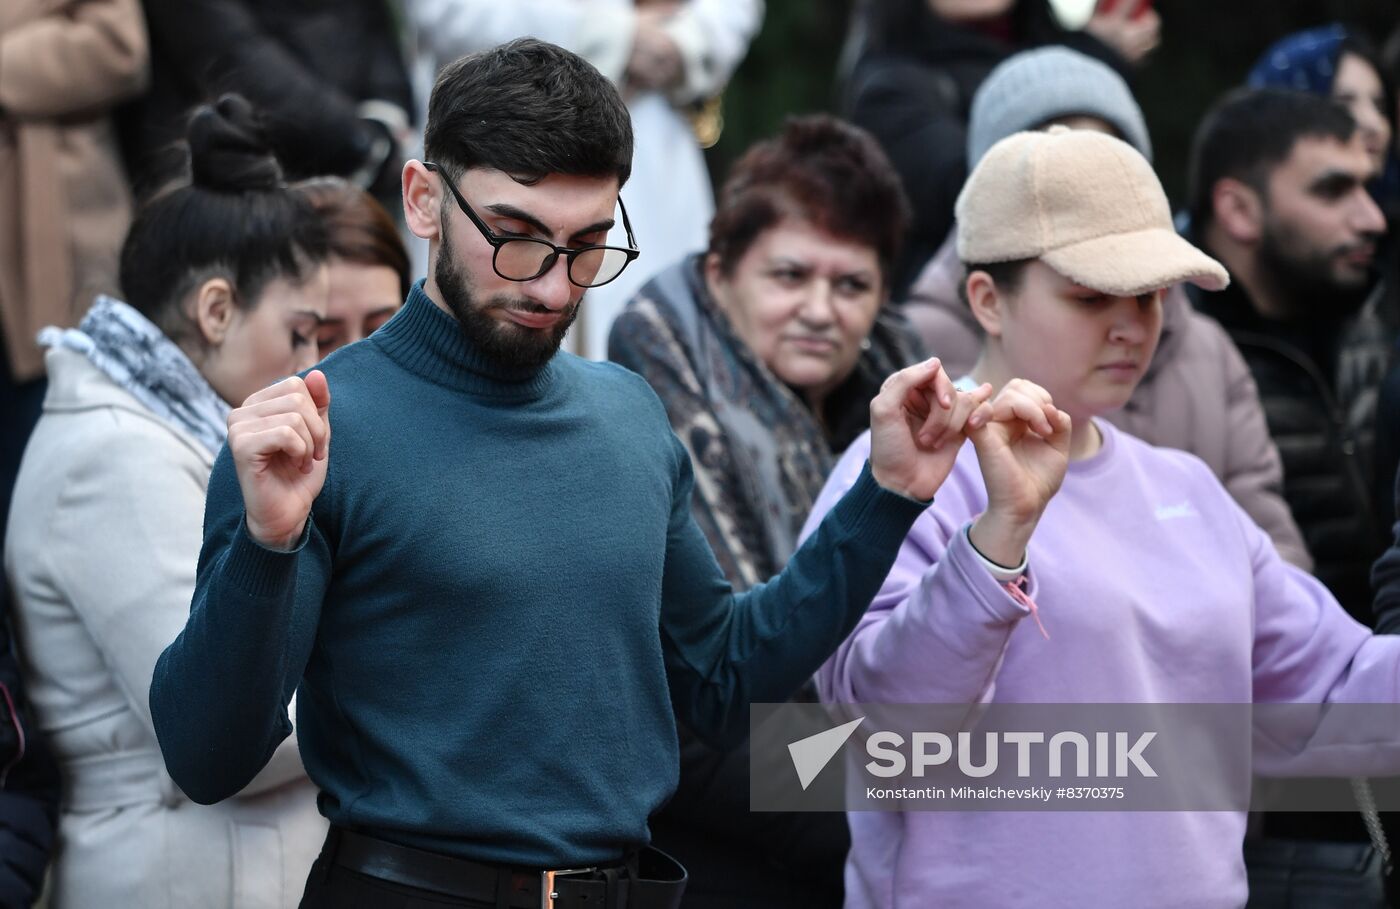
[423,161,640,289]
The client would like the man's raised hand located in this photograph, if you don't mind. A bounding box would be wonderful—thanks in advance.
[868,357,994,502]
[227,371,331,550]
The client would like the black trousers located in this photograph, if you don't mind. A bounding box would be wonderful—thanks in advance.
[300,854,496,909]
[299,829,686,909]
[299,829,499,908]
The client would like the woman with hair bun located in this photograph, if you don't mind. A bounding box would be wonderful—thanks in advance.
[295,177,410,356]
[4,94,329,908]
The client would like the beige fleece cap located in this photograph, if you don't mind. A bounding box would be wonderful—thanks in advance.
[955,126,1229,296]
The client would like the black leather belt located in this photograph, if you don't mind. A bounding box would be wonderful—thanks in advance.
[325,827,687,909]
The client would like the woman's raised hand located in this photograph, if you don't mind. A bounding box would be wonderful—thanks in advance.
[966,379,1072,567]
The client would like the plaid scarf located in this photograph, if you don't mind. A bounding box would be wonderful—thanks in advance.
[39,296,230,455]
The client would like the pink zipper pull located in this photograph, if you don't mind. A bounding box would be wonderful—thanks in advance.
[1004,577,1048,640]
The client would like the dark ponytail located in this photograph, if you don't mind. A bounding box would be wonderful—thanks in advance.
[119,94,329,343]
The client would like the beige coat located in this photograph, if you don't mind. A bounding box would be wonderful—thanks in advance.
[905,234,1313,571]
[5,349,325,908]
[0,0,147,382]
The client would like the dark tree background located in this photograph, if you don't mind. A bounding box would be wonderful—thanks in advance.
[708,1,1400,207]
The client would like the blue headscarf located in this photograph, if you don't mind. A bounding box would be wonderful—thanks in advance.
[1247,25,1348,94]
[1246,24,1400,215]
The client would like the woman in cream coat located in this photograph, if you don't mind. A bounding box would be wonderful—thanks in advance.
[4,96,329,908]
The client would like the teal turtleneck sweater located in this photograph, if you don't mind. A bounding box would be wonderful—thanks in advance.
[150,282,926,867]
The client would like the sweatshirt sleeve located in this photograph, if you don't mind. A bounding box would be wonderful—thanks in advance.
[149,445,332,805]
[1244,500,1400,776]
[809,443,1036,710]
[659,433,927,750]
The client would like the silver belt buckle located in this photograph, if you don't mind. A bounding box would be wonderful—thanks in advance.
[541,867,594,909]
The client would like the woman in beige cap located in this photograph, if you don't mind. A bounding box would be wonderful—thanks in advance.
[800,127,1400,908]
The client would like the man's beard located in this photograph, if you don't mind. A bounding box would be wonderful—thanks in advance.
[1257,216,1372,322]
[435,216,579,371]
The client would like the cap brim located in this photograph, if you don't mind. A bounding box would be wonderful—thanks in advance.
[1040,228,1229,297]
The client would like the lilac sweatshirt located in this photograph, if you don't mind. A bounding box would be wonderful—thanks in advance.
[803,420,1400,909]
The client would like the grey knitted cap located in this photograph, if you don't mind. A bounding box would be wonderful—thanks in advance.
[967,46,1152,166]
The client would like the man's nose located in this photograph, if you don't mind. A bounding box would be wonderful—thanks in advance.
[1353,189,1387,235]
[525,255,576,311]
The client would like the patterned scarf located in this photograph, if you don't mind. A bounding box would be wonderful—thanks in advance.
[39,296,230,455]
[616,256,924,588]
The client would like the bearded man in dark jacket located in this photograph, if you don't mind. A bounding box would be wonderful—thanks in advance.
[1189,88,1393,628]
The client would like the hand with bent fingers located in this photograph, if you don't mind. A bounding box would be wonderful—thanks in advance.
[1086,1,1162,66]
[227,370,331,550]
[868,357,995,502]
[966,379,1072,567]
[626,4,684,93]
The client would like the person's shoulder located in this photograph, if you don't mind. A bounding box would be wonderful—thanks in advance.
[1175,305,1246,362]
[611,295,672,340]
[559,355,690,466]
[12,387,210,548]
[306,339,403,416]
[1135,306,1232,399]
[607,298,686,363]
[609,259,704,351]
[562,353,668,409]
[35,356,210,469]
[1111,422,1222,489]
[315,337,389,383]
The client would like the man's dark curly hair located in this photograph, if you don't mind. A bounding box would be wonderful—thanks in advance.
[424,38,634,185]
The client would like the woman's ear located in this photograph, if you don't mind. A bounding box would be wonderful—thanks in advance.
[703,252,740,314]
[966,270,1005,338]
[192,277,236,346]
[702,252,727,290]
[403,160,442,242]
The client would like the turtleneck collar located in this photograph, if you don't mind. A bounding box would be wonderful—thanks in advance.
[372,280,558,402]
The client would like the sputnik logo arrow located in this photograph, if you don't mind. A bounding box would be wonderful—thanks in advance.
[788,716,864,790]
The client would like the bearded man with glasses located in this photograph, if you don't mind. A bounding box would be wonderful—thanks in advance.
[146,38,1017,909]
[421,160,637,369]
